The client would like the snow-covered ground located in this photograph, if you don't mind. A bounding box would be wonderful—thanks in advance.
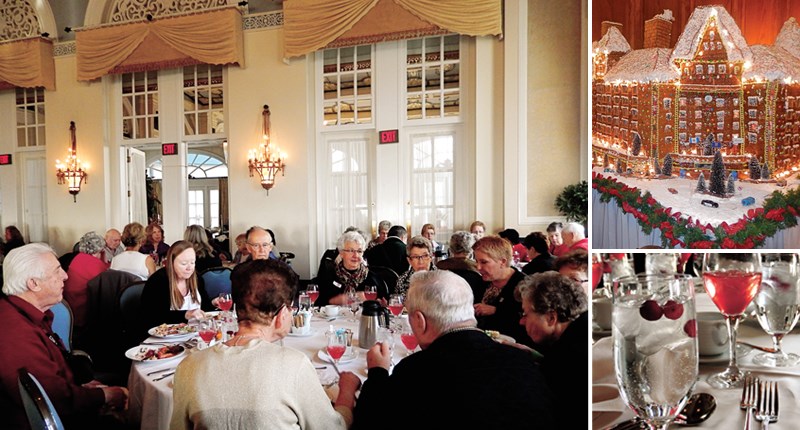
[594,167,800,225]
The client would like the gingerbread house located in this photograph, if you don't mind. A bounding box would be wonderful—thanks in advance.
[592,6,800,180]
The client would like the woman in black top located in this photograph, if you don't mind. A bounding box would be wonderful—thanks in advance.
[315,231,385,306]
[140,240,214,337]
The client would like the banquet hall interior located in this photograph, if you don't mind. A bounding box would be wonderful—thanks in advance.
[0,0,587,280]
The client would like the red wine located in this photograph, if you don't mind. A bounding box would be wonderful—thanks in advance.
[308,291,320,303]
[218,299,233,311]
[199,330,216,343]
[327,345,346,360]
[389,304,403,316]
[364,292,378,300]
[703,271,761,316]
[401,333,418,350]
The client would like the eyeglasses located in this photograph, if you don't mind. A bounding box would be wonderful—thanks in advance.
[408,254,432,261]
[570,277,589,284]
[247,242,273,249]
[341,249,364,255]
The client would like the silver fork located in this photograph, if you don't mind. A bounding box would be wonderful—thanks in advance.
[740,375,758,430]
[754,380,779,430]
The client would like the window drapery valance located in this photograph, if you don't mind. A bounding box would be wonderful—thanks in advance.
[283,0,502,58]
[76,7,244,81]
[0,37,56,90]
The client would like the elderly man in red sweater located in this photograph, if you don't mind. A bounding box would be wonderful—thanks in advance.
[0,243,127,428]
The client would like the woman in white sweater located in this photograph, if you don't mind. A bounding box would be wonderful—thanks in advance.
[111,222,156,279]
[171,259,361,430]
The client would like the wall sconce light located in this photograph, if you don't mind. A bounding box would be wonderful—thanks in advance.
[55,121,88,202]
[248,105,286,194]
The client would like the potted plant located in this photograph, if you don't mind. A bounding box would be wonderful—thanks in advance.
[554,180,588,227]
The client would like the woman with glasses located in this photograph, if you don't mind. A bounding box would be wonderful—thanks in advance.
[395,236,437,297]
[472,236,530,346]
[171,259,361,429]
[315,230,386,306]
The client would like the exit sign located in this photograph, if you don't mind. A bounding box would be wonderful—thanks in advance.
[379,129,399,144]
[162,143,178,156]
[0,154,11,165]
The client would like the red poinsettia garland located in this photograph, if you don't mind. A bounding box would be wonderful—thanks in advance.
[592,172,800,248]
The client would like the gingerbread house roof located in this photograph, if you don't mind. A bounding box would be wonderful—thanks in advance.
[775,17,800,60]
[742,45,800,81]
[670,5,752,65]
[593,26,631,54]
[604,48,679,82]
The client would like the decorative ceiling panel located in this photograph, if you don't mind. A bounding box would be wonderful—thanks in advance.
[0,0,40,42]
[109,0,230,23]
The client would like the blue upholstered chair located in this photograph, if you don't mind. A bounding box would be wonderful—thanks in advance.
[200,267,232,299]
[18,368,65,430]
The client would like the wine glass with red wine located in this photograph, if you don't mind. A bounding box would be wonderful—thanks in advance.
[702,253,761,388]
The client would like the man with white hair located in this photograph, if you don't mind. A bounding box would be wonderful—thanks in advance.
[102,228,125,264]
[0,243,127,428]
[353,270,554,429]
[561,222,588,252]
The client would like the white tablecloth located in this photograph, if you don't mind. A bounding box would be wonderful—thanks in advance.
[128,312,378,430]
[592,292,800,429]
[591,190,800,248]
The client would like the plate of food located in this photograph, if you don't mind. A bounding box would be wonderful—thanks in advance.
[148,323,196,339]
[484,330,515,344]
[317,348,359,364]
[126,344,185,363]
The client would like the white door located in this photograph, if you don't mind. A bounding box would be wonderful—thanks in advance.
[20,152,47,242]
[126,147,147,224]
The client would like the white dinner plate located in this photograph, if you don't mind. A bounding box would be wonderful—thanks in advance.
[125,344,186,363]
[148,323,196,339]
[318,348,359,364]
[288,329,317,338]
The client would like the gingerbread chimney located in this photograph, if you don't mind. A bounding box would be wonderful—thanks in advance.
[644,10,674,49]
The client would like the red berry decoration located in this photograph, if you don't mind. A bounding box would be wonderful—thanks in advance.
[639,300,663,321]
[683,319,697,338]
[662,300,684,320]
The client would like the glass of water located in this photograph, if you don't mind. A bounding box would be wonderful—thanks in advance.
[613,274,698,429]
[754,255,800,367]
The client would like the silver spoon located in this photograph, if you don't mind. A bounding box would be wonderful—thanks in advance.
[606,393,716,429]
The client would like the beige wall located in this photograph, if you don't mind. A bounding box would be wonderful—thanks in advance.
[4,2,586,277]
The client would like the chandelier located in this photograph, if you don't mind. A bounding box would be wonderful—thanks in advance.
[55,121,88,202]
[248,104,286,194]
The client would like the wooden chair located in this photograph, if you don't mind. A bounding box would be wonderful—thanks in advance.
[18,368,65,430]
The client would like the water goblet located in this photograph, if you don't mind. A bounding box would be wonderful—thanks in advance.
[399,319,418,356]
[753,255,800,367]
[327,329,348,367]
[388,294,404,318]
[306,284,320,308]
[196,318,217,349]
[613,274,698,429]
[702,253,761,388]
[363,285,378,301]
[346,289,360,322]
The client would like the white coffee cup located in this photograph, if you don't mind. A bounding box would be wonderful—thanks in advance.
[323,305,340,317]
[593,297,612,330]
[697,311,729,356]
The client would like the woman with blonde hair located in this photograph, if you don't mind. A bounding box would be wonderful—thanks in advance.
[472,236,529,346]
[140,240,213,337]
[111,222,156,279]
[183,224,222,273]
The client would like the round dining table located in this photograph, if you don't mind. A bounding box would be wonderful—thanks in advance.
[127,310,391,430]
[593,289,800,429]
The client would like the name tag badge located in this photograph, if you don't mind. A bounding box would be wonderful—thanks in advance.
[333,281,342,290]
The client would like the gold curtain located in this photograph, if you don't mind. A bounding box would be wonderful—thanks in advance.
[76,7,244,81]
[0,37,56,90]
[283,0,502,58]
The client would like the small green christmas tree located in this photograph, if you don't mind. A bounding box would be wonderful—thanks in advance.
[696,172,707,193]
[761,163,771,180]
[662,154,673,176]
[749,155,761,180]
[632,133,642,156]
[654,157,662,175]
[727,172,736,195]
[709,151,726,196]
